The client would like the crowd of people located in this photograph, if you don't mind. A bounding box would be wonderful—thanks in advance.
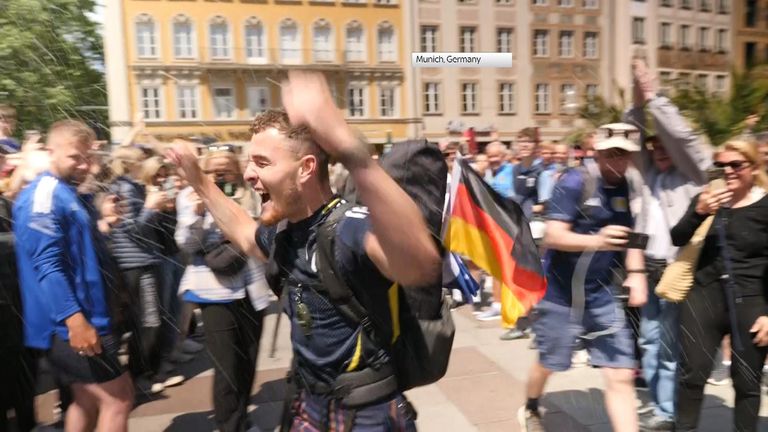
[1,61,768,432]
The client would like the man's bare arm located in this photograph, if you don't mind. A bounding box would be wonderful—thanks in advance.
[167,141,264,261]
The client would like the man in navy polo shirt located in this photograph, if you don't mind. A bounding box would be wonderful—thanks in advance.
[518,126,648,432]
[169,71,440,431]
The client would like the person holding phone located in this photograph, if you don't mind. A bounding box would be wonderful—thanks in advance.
[671,140,768,432]
[519,127,647,432]
[623,58,713,431]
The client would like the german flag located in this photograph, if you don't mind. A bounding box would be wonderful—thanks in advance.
[443,158,546,327]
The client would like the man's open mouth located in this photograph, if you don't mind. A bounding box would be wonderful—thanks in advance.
[259,192,271,204]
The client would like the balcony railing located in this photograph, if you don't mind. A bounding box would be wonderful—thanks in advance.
[134,47,400,68]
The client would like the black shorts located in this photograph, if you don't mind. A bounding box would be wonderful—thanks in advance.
[47,333,125,386]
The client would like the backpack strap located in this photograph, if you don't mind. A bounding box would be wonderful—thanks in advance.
[576,164,599,219]
[314,202,383,347]
[314,202,399,406]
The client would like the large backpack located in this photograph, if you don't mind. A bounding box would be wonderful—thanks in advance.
[271,139,455,410]
[320,139,454,395]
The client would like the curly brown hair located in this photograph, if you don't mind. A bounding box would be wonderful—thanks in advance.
[249,109,329,181]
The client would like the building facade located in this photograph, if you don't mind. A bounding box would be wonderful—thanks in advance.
[604,0,731,104]
[733,0,768,70]
[105,0,416,145]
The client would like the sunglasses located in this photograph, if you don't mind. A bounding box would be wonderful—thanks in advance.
[207,144,236,153]
[713,160,751,171]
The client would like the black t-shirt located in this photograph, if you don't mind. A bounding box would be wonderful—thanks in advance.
[255,202,393,388]
[672,192,768,298]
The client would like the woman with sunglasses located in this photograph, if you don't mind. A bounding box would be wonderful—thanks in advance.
[671,140,768,432]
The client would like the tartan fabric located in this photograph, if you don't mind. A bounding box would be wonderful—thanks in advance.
[289,390,416,432]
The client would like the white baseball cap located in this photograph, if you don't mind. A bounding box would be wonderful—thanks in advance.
[594,123,641,152]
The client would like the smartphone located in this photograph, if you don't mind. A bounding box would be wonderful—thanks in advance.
[707,166,726,191]
[163,177,177,200]
[626,232,649,250]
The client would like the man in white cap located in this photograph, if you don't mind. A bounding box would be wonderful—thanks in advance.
[518,124,648,432]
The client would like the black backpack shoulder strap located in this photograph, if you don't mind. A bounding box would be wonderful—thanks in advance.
[315,202,382,345]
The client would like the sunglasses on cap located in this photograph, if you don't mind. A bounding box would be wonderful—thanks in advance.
[207,144,236,153]
[713,160,751,171]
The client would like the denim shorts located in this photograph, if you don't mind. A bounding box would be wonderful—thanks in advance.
[47,333,125,385]
[532,297,637,372]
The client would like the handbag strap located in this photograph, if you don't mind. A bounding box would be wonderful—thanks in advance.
[714,209,744,351]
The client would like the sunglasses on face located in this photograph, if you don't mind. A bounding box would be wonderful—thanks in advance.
[713,160,751,171]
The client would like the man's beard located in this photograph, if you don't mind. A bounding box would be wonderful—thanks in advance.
[259,185,301,226]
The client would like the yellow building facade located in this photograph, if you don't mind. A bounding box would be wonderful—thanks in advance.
[105,0,415,146]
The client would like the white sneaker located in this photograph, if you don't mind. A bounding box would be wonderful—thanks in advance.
[475,308,502,321]
[571,349,590,368]
[181,338,205,353]
[163,373,185,388]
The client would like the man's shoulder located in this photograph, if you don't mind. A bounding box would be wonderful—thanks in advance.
[557,167,587,190]
[17,175,69,214]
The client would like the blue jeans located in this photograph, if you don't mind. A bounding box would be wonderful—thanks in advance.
[639,259,680,421]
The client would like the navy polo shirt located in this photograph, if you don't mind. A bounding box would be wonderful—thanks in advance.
[256,204,393,388]
[543,168,633,307]
[512,162,543,220]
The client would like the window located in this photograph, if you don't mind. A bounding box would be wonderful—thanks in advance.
[377,24,396,62]
[700,0,712,11]
[140,86,162,120]
[559,31,574,57]
[177,85,198,120]
[245,18,267,62]
[209,17,230,59]
[718,0,729,13]
[680,25,691,49]
[173,16,194,59]
[696,74,708,90]
[213,88,235,119]
[698,27,709,51]
[346,23,365,62]
[247,86,270,116]
[535,84,550,113]
[716,29,727,52]
[533,30,549,57]
[499,82,515,114]
[347,84,366,117]
[586,84,598,99]
[560,83,576,113]
[313,21,333,62]
[746,0,757,27]
[632,17,645,44]
[136,15,158,58]
[745,42,757,68]
[583,32,598,58]
[497,28,513,53]
[459,27,476,53]
[661,0,672,5]
[496,0,512,4]
[423,82,440,114]
[461,82,478,114]
[280,20,301,63]
[421,26,438,53]
[533,0,547,5]
[559,0,573,6]
[659,23,672,48]
[715,75,727,93]
[379,86,396,117]
[583,0,598,7]
[681,0,692,8]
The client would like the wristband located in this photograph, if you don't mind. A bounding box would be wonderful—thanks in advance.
[626,269,647,274]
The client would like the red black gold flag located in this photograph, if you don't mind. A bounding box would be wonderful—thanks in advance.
[443,158,546,327]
